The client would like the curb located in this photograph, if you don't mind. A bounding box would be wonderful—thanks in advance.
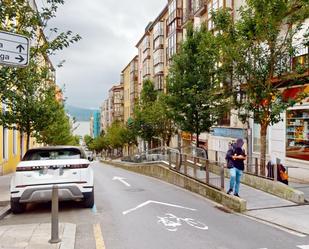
[0,205,11,220]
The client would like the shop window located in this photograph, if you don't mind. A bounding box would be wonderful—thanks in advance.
[286,109,309,161]
[253,122,269,153]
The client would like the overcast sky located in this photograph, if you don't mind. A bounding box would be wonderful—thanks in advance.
[46,0,166,109]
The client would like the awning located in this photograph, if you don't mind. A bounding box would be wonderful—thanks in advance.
[282,85,309,101]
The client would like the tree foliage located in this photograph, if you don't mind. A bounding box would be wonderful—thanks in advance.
[132,79,177,148]
[167,22,228,146]
[0,0,81,149]
[213,0,309,173]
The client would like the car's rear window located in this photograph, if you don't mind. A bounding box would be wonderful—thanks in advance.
[22,148,85,161]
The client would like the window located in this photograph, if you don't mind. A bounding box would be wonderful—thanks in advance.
[286,109,309,161]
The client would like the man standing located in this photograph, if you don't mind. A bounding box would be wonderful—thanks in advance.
[226,138,246,197]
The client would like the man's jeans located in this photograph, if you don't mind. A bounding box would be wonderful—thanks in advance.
[229,167,243,194]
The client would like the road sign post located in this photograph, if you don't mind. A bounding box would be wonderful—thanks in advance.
[0,30,29,67]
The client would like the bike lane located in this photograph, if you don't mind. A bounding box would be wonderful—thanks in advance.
[94,162,309,249]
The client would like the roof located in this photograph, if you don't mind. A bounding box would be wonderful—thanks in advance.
[26,146,83,151]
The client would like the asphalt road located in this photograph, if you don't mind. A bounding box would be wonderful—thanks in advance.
[1,161,309,249]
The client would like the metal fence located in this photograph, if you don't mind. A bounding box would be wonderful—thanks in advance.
[167,150,225,191]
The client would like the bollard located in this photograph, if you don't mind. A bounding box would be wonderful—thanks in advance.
[49,185,61,244]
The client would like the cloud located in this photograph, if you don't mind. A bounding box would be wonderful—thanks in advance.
[46,0,166,109]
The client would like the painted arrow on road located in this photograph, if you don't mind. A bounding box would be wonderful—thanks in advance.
[122,200,197,215]
[113,176,131,187]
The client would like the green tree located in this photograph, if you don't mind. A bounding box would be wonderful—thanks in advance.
[167,22,227,147]
[0,0,81,149]
[37,100,78,146]
[84,135,93,149]
[104,121,127,152]
[133,79,158,148]
[214,0,309,174]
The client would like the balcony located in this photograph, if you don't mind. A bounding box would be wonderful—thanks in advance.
[271,48,309,87]
[182,8,194,26]
[153,22,164,40]
[154,63,164,75]
[193,0,206,17]
[167,8,182,25]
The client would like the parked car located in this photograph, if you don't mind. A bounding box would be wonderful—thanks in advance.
[10,146,94,214]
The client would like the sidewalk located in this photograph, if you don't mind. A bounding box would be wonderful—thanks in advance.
[0,174,76,249]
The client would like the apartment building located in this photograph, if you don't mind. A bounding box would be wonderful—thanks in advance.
[136,23,154,96]
[109,84,124,125]
[90,110,100,138]
[100,99,109,133]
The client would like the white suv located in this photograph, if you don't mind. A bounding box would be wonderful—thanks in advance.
[10,146,94,214]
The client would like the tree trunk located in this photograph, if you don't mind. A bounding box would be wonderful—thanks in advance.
[196,134,200,148]
[26,132,30,151]
[260,123,268,176]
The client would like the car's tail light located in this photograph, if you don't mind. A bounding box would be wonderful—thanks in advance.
[16,164,89,171]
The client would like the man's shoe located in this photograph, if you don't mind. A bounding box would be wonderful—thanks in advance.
[227,189,233,195]
[234,193,240,197]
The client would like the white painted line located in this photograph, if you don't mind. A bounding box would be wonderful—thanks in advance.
[93,223,106,249]
[297,245,309,249]
[113,176,131,187]
[123,200,196,215]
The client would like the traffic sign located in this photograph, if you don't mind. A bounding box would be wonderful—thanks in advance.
[0,30,29,67]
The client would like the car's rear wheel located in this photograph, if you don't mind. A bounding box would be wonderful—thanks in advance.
[82,189,94,208]
[10,198,26,214]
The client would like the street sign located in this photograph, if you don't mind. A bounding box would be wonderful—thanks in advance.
[0,30,29,67]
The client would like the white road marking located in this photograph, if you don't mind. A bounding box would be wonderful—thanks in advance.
[122,200,196,215]
[157,213,208,232]
[113,176,131,187]
[297,245,309,249]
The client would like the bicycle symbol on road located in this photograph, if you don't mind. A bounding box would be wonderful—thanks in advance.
[157,213,208,232]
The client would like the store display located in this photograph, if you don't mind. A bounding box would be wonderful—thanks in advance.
[286,109,309,160]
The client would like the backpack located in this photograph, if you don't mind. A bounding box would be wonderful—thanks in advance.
[225,145,235,169]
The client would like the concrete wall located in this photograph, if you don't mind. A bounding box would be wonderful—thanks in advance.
[105,160,247,212]
[207,164,305,204]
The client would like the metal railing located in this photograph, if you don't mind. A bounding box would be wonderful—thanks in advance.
[167,150,224,191]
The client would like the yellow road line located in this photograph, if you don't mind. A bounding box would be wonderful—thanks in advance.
[93,223,106,249]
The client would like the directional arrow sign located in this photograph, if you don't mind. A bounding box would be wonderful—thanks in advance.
[113,176,131,187]
[0,30,29,67]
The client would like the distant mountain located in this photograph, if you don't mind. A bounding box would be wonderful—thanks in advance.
[65,105,96,121]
